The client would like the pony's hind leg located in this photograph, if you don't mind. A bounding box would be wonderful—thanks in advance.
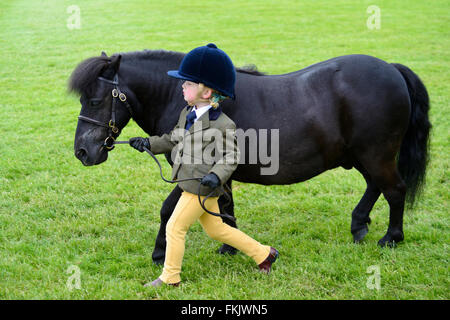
[351,164,381,243]
[360,157,406,247]
[376,169,406,247]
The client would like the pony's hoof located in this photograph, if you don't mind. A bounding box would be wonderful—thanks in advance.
[152,257,165,265]
[377,231,404,247]
[217,244,237,255]
[353,227,369,243]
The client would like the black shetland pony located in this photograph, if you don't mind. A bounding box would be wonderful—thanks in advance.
[69,50,431,264]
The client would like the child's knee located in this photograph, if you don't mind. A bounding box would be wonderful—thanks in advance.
[205,229,222,241]
[166,218,188,241]
[203,223,227,241]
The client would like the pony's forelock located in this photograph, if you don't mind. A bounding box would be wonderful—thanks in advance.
[68,56,110,96]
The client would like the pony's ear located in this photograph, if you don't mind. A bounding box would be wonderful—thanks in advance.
[101,51,107,57]
[109,54,122,73]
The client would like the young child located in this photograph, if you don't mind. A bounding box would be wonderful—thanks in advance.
[129,43,278,287]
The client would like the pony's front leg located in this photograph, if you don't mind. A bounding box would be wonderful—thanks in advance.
[217,180,238,255]
[152,185,182,265]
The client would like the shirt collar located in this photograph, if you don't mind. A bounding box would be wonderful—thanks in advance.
[192,104,213,121]
[186,104,222,121]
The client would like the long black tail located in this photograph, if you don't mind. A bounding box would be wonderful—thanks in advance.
[391,63,431,208]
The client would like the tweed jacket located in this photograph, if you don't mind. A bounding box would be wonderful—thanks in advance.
[148,105,240,196]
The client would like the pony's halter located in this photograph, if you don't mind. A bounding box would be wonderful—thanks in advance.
[77,74,133,151]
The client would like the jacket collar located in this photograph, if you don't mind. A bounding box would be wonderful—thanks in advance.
[208,105,222,121]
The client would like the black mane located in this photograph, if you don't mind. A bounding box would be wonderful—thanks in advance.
[124,49,266,75]
[121,49,184,63]
[68,50,265,96]
[236,64,266,76]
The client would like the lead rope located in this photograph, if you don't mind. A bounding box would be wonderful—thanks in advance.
[114,141,236,222]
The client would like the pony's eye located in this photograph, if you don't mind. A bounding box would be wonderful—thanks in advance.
[89,99,102,107]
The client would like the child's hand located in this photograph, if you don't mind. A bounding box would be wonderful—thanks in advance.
[129,137,150,152]
[200,173,221,189]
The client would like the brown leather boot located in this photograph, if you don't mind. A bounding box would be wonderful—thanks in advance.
[258,247,279,274]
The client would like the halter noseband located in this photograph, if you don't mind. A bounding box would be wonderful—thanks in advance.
[77,74,133,150]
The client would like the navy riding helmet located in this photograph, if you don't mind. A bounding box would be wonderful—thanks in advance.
[167,43,236,99]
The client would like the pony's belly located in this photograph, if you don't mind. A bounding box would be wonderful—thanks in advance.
[232,152,327,185]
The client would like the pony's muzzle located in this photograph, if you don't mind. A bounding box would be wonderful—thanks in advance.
[75,147,89,164]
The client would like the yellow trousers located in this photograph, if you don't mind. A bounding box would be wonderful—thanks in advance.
[159,191,271,284]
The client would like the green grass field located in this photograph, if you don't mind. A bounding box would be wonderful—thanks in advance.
[0,0,448,299]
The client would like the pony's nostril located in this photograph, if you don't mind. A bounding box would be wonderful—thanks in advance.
[75,148,87,160]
